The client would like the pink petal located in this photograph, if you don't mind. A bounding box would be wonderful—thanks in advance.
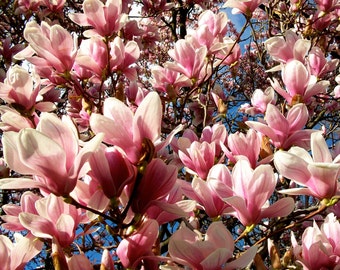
[19,212,55,239]
[282,60,309,96]
[133,92,162,144]
[206,221,234,249]
[283,129,316,150]
[248,165,275,213]
[10,235,43,270]
[0,178,45,190]
[224,245,258,270]
[37,113,78,170]
[117,219,159,268]
[83,0,106,33]
[232,159,253,198]
[260,197,295,219]
[286,103,308,133]
[200,249,231,270]
[245,121,279,145]
[18,129,67,179]
[3,132,37,175]
[274,151,311,185]
[311,132,332,163]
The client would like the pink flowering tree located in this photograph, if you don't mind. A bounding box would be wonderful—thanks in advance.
[0,0,339,269]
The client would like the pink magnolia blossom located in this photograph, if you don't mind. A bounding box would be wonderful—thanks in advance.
[246,103,316,150]
[0,234,43,270]
[69,0,127,37]
[130,158,177,215]
[224,159,294,227]
[223,0,268,16]
[0,113,103,196]
[188,10,230,54]
[274,132,340,200]
[109,36,140,81]
[15,0,41,14]
[168,221,258,270]
[0,65,54,112]
[117,219,159,270]
[173,123,227,157]
[0,106,38,132]
[165,38,208,82]
[181,164,233,218]
[89,145,136,199]
[215,38,241,66]
[146,182,196,225]
[1,191,40,231]
[308,46,339,78]
[198,10,229,39]
[151,66,191,98]
[178,141,216,180]
[75,36,109,78]
[240,87,276,116]
[14,21,77,73]
[270,59,330,104]
[291,213,340,269]
[265,29,311,64]
[90,92,181,164]
[225,129,261,168]
[18,194,84,247]
[42,0,65,13]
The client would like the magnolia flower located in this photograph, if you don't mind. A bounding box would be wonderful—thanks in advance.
[130,158,177,215]
[0,234,42,270]
[90,92,182,164]
[14,21,76,73]
[308,46,339,78]
[1,191,40,231]
[291,213,340,269]
[274,132,340,200]
[224,159,294,227]
[75,36,109,78]
[223,0,268,16]
[165,38,208,82]
[109,36,140,81]
[270,59,329,104]
[117,219,159,270]
[240,87,276,116]
[18,194,84,247]
[168,221,258,269]
[246,103,315,150]
[178,141,216,180]
[181,164,233,218]
[225,129,261,168]
[0,65,55,112]
[0,113,103,196]
[69,0,127,37]
[265,29,310,64]
[88,145,136,199]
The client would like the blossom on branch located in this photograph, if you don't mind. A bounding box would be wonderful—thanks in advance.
[274,132,340,201]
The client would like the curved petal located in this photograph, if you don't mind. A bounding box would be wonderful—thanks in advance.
[260,197,295,219]
[286,103,308,132]
[200,248,231,270]
[19,213,55,239]
[224,245,258,270]
[133,92,162,144]
[3,132,37,175]
[274,151,311,185]
[311,132,332,163]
